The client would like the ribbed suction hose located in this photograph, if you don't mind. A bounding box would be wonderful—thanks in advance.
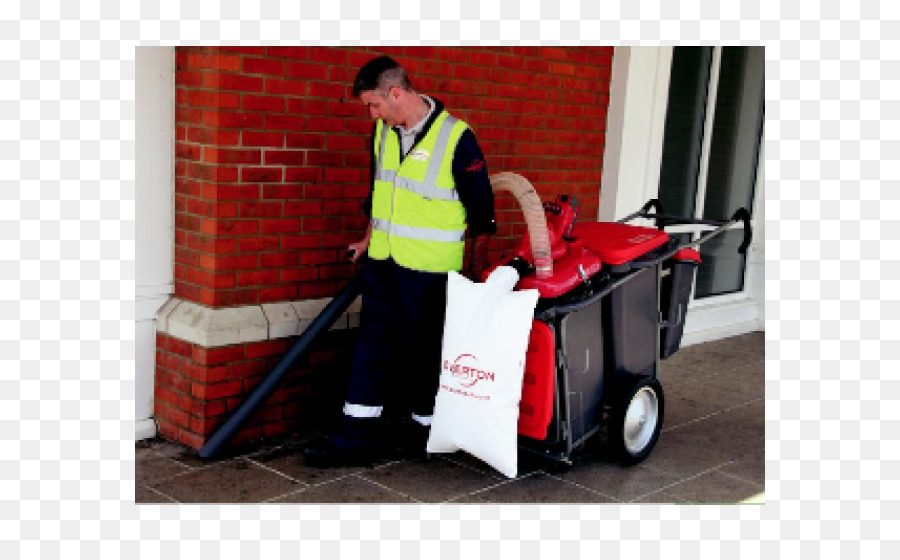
[489,172,553,279]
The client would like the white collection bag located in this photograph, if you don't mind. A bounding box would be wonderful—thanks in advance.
[426,266,540,478]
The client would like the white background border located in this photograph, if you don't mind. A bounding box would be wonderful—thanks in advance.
[1,0,889,556]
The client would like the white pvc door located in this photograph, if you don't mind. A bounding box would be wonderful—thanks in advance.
[657,46,764,300]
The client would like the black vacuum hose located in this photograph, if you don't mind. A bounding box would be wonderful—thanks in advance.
[197,269,364,459]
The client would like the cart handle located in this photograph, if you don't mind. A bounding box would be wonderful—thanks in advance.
[618,199,664,226]
[663,207,753,256]
[641,198,663,215]
[541,206,753,318]
[643,199,666,230]
[732,207,752,254]
[625,200,754,255]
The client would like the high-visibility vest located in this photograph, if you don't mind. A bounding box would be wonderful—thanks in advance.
[368,110,469,273]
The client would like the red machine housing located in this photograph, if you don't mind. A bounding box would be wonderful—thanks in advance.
[517,321,556,439]
[573,222,669,266]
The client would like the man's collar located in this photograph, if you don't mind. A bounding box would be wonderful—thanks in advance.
[398,95,435,135]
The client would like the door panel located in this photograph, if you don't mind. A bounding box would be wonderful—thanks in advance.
[657,46,764,300]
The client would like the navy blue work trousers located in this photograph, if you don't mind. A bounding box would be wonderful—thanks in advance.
[332,257,449,451]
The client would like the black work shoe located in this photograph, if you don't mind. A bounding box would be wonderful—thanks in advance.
[394,421,431,462]
[301,437,376,468]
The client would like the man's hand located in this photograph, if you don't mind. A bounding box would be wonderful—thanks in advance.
[347,224,372,263]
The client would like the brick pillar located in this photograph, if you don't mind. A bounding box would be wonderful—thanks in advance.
[155,46,614,451]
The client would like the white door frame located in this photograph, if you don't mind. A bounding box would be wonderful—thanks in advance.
[599,47,673,225]
[601,46,764,346]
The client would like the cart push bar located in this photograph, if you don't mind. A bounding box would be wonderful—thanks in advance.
[546,201,752,319]
[617,199,753,333]
[620,198,753,257]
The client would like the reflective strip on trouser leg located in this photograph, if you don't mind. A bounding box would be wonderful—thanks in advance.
[343,403,383,418]
[411,413,432,427]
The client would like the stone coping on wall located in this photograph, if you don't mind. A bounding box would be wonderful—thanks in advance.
[155,295,363,348]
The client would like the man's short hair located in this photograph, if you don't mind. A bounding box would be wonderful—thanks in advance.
[352,55,413,97]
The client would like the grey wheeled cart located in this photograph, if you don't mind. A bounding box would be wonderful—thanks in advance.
[507,199,753,467]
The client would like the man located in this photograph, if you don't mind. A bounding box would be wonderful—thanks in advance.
[302,55,496,467]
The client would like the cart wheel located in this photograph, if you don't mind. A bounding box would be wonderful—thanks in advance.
[608,377,664,466]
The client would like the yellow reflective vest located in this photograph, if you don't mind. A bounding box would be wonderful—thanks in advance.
[369,110,470,273]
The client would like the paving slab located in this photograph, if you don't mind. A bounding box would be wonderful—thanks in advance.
[146,438,226,469]
[148,458,302,503]
[638,428,736,481]
[360,457,505,503]
[271,475,416,504]
[717,452,766,486]
[663,399,765,458]
[135,485,178,504]
[556,461,683,503]
[248,443,384,486]
[439,449,548,478]
[449,472,617,504]
[648,470,764,504]
[660,364,764,430]
[135,446,191,486]
[628,489,686,504]
[660,332,764,377]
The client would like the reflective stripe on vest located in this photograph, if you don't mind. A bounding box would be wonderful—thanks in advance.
[371,217,465,243]
[369,110,468,272]
[372,171,461,202]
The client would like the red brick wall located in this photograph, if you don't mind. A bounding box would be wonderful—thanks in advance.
[154,330,353,450]
[174,46,613,307]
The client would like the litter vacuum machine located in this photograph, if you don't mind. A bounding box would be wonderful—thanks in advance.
[487,172,752,467]
[199,172,751,466]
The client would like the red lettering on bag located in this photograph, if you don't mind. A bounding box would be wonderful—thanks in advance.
[443,354,496,388]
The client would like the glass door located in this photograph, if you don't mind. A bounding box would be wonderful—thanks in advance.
[657,46,764,299]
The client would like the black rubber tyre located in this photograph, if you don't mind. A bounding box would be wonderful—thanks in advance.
[607,376,664,466]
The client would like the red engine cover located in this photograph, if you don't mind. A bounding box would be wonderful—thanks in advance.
[574,222,670,265]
